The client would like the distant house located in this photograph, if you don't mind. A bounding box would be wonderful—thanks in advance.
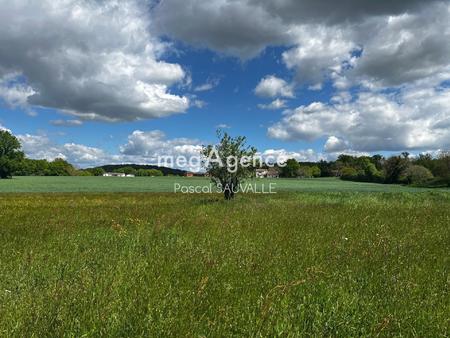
[103,172,134,177]
[184,172,194,177]
[255,168,279,178]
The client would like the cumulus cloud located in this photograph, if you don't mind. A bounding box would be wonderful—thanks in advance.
[152,0,289,59]
[324,136,349,153]
[17,134,108,166]
[249,0,438,25]
[349,4,450,87]
[153,0,450,90]
[15,129,204,169]
[268,86,450,152]
[254,76,294,98]
[258,99,287,110]
[119,130,203,171]
[0,0,189,121]
[0,74,35,108]
[260,148,324,163]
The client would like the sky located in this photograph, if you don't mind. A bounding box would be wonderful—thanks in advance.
[0,0,449,170]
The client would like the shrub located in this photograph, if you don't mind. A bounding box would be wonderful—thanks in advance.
[404,165,433,185]
[340,167,358,180]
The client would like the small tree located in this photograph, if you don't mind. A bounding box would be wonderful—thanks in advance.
[384,155,409,184]
[310,165,321,178]
[281,159,300,178]
[0,130,24,179]
[91,167,105,176]
[404,165,433,185]
[202,131,257,200]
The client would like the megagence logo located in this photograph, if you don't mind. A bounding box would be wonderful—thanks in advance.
[157,146,286,173]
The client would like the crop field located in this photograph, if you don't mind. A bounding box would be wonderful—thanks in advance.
[0,176,444,193]
[0,191,449,336]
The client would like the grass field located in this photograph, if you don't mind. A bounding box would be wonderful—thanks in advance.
[0,176,445,192]
[1,191,449,336]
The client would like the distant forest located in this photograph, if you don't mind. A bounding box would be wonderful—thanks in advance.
[1,129,449,187]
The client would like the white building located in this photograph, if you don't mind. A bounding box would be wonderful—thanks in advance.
[255,168,279,178]
[103,172,126,177]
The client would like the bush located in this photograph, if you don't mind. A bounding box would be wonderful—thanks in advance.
[403,165,433,185]
[340,167,358,180]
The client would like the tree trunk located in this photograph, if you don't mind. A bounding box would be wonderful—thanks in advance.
[223,181,236,200]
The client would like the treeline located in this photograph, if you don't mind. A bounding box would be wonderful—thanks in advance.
[102,166,164,177]
[98,164,186,176]
[12,160,166,177]
[279,152,450,187]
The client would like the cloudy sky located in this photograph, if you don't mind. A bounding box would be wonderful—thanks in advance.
[1,0,449,168]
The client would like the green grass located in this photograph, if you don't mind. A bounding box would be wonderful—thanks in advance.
[0,176,445,192]
[0,192,449,336]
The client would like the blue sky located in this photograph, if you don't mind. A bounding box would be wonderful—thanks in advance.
[1,45,330,152]
[0,0,449,168]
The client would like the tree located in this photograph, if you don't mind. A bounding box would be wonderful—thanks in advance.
[202,131,257,200]
[434,152,450,179]
[384,155,409,184]
[281,159,300,178]
[47,158,76,176]
[403,165,433,185]
[340,167,358,180]
[310,165,321,178]
[0,130,24,179]
[115,166,136,175]
[90,168,105,176]
[148,169,163,176]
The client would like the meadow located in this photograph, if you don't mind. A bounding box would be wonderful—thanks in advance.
[0,190,449,336]
[0,176,444,193]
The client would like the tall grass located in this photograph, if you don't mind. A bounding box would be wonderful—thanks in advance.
[0,192,449,336]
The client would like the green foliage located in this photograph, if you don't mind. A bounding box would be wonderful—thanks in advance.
[296,165,320,178]
[384,156,409,184]
[403,165,433,185]
[340,167,358,180]
[76,170,94,176]
[310,165,321,178]
[434,152,450,179]
[280,159,300,178]
[87,167,105,176]
[0,130,24,179]
[46,158,76,176]
[115,166,137,175]
[202,131,257,199]
[136,169,164,177]
[0,192,448,336]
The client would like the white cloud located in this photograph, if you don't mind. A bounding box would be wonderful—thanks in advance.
[192,100,206,108]
[324,136,349,153]
[216,124,231,129]
[260,148,324,163]
[152,0,450,92]
[17,133,108,166]
[0,0,189,121]
[119,130,203,171]
[152,0,289,59]
[254,76,294,98]
[282,25,357,84]
[0,74,35,108]
[194,78,220,92]
[50,119,83,127]
[268,85,450,152]
[258,98,287,110]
